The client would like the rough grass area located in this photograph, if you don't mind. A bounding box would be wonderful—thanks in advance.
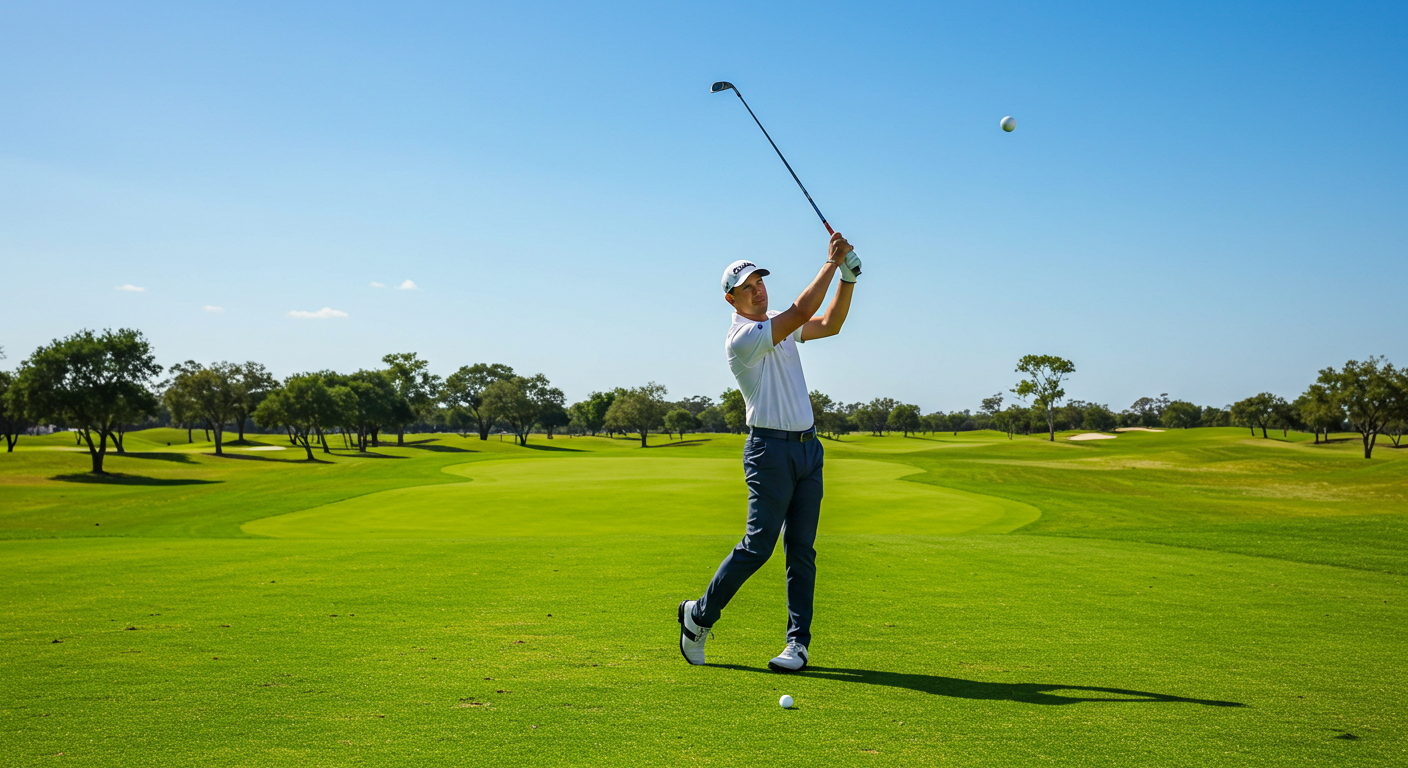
[1,428,1404,766]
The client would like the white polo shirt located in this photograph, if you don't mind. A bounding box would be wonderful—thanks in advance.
[726,311,813,431]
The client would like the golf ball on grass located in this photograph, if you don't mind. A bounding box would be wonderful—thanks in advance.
[1000,116,1015,132]
[779,694,794,709]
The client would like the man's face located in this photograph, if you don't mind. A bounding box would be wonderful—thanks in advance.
[726,272,768,315]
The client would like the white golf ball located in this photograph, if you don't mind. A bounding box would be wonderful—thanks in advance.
[779,694,794,709]
[1001,116,1015,132]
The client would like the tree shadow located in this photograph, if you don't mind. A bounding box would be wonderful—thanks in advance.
[333,450,407,459]
[521,443,586,452]
[50,473,222,486]
[714,665,1245,708]
[650,439,711,448]
[402,443,477,453]
[214,452,331,464]
[115,452,197,463]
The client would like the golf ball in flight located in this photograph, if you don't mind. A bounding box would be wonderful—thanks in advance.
[1001,116,1016,132]
[779,694,794,709]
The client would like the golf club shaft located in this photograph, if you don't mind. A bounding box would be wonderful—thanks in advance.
[729,89,834,236]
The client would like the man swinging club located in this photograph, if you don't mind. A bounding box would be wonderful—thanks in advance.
[678,231,860,672]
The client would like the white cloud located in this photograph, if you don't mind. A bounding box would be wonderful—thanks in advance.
[396,279,418,290]
[369,282,385,288]
[203,305,225,313]
[287,307,349,320]
[115,284,146,292]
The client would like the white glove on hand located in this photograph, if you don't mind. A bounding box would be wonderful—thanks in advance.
[839,250,862,283]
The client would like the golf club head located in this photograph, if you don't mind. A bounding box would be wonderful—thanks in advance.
[710,81,735,94]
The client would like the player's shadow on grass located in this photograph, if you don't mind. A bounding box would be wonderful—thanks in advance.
[718,665,1245,708]
[50,473,221,486]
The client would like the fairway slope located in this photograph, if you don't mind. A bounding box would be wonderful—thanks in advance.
[243,457,1040,538]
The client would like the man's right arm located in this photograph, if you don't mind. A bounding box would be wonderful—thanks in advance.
[769,233,850,345]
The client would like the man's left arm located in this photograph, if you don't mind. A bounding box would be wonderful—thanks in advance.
[800,246,857,341]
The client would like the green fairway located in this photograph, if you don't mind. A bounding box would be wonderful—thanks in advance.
[1,428,1404,766]
[244,457,1039,538]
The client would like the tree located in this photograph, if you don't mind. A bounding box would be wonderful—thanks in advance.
[481,374,548,446]
[0,370,28,452]
[888,403,922,436]
[1317,356,1403,459]
[230,362,277,441]
[381,352,441,445]
[1200,406,1231,428]
[675,395,713,417]
[605,383,670,447]
[720,388,746,433]
[979,393,1004,419]
[1012,354,1076,441]
[696,405,726,433]
[852,404,884,436]
[341,369,406,451]
[1082,403,1117,432]
[534,383,568,439]
[8,329,162,473]
[663,408,698,440]
[1296,386,1338,444]
[1127,395,1170,428]
[944,410,971,435]
[441,363,515,440]
[1230,393,1283,438]
[253,374,355,460]
[1161,400,1201,430]
[809,390,835,431]
[184,362,242,455]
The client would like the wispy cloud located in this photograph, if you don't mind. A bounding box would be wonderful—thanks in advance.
[369,282,385,288]
[115,284,146,292]
[396,279,418,290]
[203,305,225,313]
[287,307,349,320]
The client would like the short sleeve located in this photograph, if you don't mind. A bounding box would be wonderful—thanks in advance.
[727,318,773,368]
[791,324,805,344]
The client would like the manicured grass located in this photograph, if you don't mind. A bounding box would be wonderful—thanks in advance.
[1,427,1404,766]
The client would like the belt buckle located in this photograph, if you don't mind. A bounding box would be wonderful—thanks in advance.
[800,431,814,442]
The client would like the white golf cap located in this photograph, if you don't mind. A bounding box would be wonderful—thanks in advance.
[721,259,770,293]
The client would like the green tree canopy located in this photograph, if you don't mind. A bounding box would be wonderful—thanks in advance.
[719,388,746,433]
[9,328,162,473]
[1012,354,1075,441]
[605,383,669,447]
[1230,392,1284,439]
[381,352,441,445]
[1317,356,1403,459]
[663,408,698,440]
[0,370,27,452]
[1082,403,1117,432]
[887,403,922,436]
[481,374,551,446]
[1161,400,1201,430]
[253,374,353,460]
[442,363,515,440]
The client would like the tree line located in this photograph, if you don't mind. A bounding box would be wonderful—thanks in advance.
[1,330,1404,472]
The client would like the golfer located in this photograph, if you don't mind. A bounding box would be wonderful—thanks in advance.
[679,232,859,672]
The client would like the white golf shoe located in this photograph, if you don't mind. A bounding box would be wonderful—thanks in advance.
[768,641,809,672]
[677,600,712,665]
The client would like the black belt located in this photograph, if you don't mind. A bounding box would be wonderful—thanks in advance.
[749,426,816,442]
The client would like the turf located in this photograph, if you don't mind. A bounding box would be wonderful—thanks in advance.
[1,428,1404,766]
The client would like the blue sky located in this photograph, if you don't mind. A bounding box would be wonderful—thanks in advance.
[3,1,1404,412]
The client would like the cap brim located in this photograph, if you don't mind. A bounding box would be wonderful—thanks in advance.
[728,266,770,292]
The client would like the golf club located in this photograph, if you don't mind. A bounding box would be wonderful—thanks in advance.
[711,81,859,274]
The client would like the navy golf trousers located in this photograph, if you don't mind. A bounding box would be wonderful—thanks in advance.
[694,432,824,647]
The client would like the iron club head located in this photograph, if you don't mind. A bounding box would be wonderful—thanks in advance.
[710,81,735,94]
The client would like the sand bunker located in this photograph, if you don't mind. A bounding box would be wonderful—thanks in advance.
[1115,427,1165,433]
[236,445,287,451]
[1068,433,1118,441]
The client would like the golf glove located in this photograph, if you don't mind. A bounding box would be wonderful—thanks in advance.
[839,250,862,283]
